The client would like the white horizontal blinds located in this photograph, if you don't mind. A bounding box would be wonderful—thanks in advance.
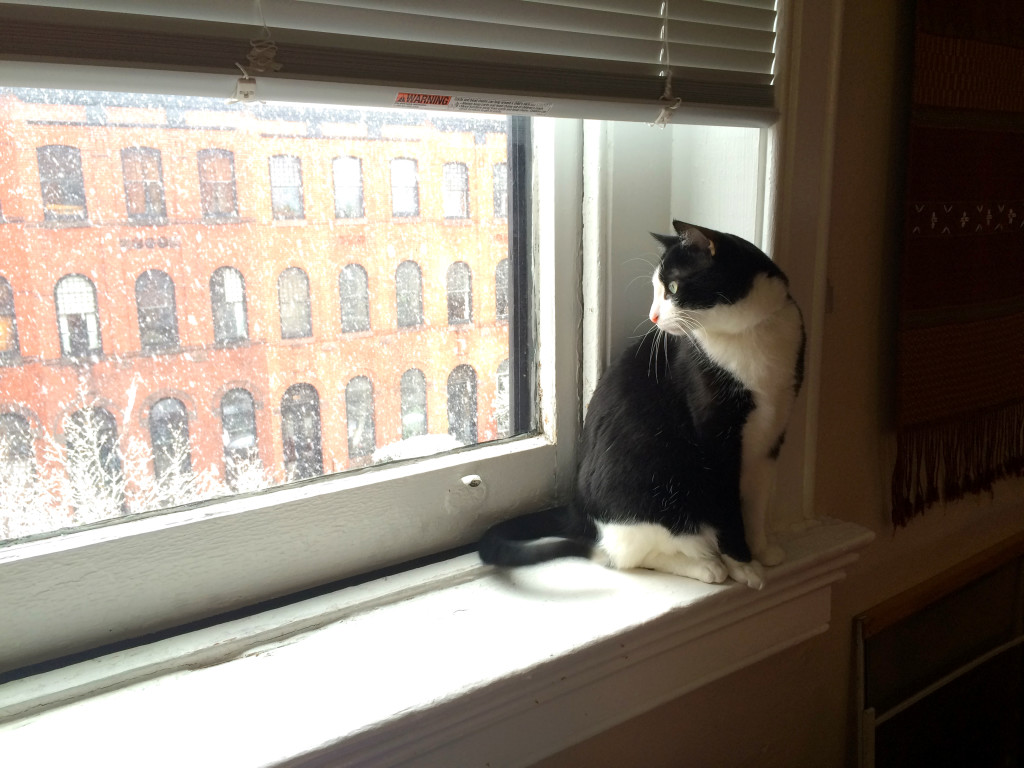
[0,0,778,119]
[287,0,776,86]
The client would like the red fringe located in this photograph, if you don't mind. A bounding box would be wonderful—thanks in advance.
[892,401,1024,527]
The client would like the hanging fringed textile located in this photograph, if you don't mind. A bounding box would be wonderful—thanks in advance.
[892,0,1024,525]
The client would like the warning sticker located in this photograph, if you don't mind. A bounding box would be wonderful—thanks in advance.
[395,92,452,107]
[394,92,553,116]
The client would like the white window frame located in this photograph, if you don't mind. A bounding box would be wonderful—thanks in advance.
[0,115,582,675]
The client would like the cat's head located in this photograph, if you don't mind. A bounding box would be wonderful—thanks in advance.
[649,220,787,335]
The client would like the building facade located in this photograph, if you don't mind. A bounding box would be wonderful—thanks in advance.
[0,88,514,537]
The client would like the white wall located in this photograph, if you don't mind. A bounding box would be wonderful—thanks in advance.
[532,0,1024,765]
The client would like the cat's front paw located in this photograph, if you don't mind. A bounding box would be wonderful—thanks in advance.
[722,556,765,590]
[754,543,785,567]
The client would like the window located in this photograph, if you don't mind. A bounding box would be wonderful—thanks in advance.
[210,266,248,345]
[220,388,259,491]
[447,365,478,446]
[278,267,313,339]
[447,262,472,325]
[149,397,191,481]
[495,258,509,322]
[493,162,508,218]
[442,162,469,218]
[396,261,423,328]
[390,158,419,217]
[37,144,87,222]
[0,412,33,473]
[281,383,323,482]
[0,276,19,362]
[333,156,364,218]
[345,376,376,461]
[1,90,581,674]
[135,269,179,352]
[269,155,304,220]
[400,368,428,439]
[198,149,237,218]
[55,274,101,359]
[121,147,166,220]
[495,359,510,439]
[339,264,370,333]
[65,407,124,513]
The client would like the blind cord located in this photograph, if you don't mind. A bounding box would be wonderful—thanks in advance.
[653,1,681,126]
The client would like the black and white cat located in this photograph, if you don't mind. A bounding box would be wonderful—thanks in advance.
[479,220,805,589]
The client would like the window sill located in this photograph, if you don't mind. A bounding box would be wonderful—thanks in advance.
[0,519,872,767]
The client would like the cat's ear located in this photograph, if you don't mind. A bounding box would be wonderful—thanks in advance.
[672,220,717,256]
[650,232,679,251]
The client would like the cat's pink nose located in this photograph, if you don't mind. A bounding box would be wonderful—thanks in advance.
[650,309,659,324]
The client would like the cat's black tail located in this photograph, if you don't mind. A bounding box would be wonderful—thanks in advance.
[478,505,598,566]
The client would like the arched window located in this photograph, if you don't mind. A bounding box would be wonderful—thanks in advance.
[269,155,305,220]
[278,267,313,339]
[135,269,179,352]
[442,162,469,218]
[220,388,259,490]
[38,144,87,222]
[55,274,101,359]
[333,156,364,218]
[447,365,478,445]
[447,262,473,325]
[122,147,166,220]
[339,264,370,333]
[493,162,508,218]
[210,266,248,345]
[66,407,123,505]
[495,359,511,439]
[197,149,237,218]
[346,376,376,460]
[395,261,423,328]
[390,158,419,217]
[495,258,510,322]
[281,384,323,481]
[0,412,33,476]
[149,398,191,480]
[400,368,428,439]
[0,276,20,362]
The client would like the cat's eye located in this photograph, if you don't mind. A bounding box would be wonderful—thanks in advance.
[667,281,679,295]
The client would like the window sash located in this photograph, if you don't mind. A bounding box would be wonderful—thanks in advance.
[0,117,582,675]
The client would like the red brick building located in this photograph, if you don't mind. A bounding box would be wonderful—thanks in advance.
[0,88,513,534]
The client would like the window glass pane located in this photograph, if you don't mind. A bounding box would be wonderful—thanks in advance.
[278,267,313,339]
[55,274,101,358]
[391,158,419,217]
[136,269,179,351]
[333,156,364,218]
[396,261,423,328]
[211,267,248,344]
[443,162,469,218]
[0,277,19,360]
[270,154,305,220]
[495,258,510,321]
[400,368,427,439]
[122,147,166,219]
[447,262,473,325]
[220,388,263,492]
[0,87,525,543]
[37,144,87,221]
[493,162,508,218]
[447,364,478,445]
[339,264,371,333]
[281,383,323,481]
[149,397,191,480]
[198,149,237,218]
[345,376,376,461]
